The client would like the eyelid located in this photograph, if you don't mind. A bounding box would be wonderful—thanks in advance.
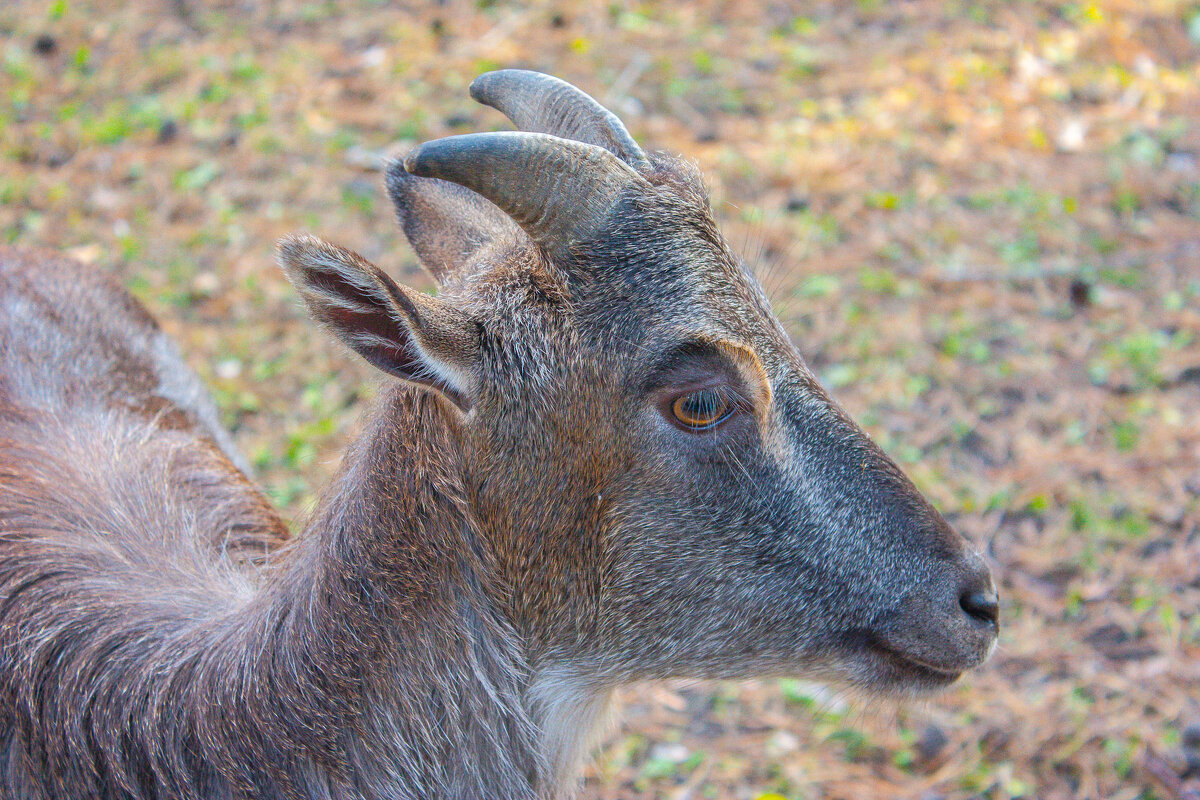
[640,340,735,395]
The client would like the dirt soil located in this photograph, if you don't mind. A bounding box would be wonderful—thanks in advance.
[2,1,1198,798]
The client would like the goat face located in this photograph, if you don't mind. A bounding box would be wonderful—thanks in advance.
[279,71,997,696]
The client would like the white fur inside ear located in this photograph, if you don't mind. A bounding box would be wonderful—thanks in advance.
[399,328,475,400]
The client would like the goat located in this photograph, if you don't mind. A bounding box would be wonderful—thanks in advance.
[0,70,998,799]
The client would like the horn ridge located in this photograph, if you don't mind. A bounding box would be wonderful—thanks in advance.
[402,131,646,255]
[469,69,650,171]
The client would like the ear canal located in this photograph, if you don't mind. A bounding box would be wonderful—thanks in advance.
[402,131,648,260]
[384,163,525,284]
[469,69,650,171]
[276,234,477,410]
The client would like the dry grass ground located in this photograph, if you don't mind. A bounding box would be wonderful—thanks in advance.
[2,1,1198,798]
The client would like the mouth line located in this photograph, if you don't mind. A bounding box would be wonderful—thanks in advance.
[866,641,965,684]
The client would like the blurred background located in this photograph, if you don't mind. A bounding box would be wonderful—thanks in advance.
[2,1,1198,798]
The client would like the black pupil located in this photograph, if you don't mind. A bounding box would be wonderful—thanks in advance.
[678,389,728,427]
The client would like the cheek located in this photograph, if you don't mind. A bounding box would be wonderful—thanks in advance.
[607,408,799,570]
[606,440,767,560]
[623,409,779,533]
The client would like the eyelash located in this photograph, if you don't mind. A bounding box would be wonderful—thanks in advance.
[668,386,742,431]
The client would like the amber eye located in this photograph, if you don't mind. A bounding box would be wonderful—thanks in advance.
[671,387,736,431]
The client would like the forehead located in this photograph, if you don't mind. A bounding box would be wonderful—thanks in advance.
[574,192,782,358]
[460,155,792,380]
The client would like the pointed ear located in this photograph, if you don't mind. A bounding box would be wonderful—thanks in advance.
[277,234,477,410]
[385,160,525,283]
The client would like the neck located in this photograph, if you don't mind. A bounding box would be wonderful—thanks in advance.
[246,386,550,796]
[300,387,614,798]
[5,387,608,799]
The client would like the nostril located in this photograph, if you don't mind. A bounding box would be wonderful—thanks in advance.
[960,589,999,627]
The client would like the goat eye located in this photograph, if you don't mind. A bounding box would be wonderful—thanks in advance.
[671,388,735,431]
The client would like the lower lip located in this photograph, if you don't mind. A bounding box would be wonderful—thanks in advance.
[869,644,964,685]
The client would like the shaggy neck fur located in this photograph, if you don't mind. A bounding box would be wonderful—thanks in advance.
[0,385,608,799]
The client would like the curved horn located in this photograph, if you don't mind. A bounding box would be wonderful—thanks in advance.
[470,69,650,171]
[403,131,646,254]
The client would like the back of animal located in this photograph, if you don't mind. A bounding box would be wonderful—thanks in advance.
[0,247,288,790]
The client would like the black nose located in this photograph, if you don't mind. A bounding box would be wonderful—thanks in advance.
[960,589,999,627]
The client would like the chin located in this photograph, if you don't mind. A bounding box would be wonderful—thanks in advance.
[854,644,966,695]
[804,646,968,699]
